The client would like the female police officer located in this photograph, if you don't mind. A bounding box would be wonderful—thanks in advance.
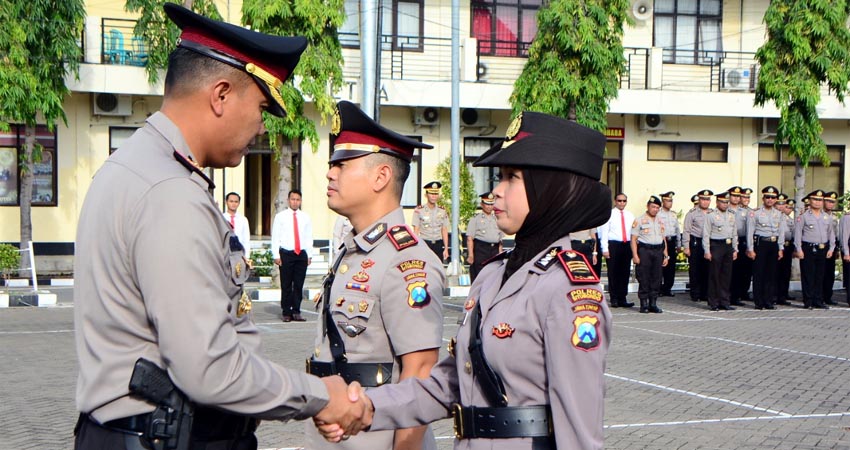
[317,111,613,449]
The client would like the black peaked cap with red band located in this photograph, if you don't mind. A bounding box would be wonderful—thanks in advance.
[473,111,605,180]
[330,101,433,163]
[164,3,307,117]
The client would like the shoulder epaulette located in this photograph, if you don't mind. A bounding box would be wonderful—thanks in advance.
[387,224,418,250]
[483,250,510,267]
[534,246,562,271]
[363,222,387,244]
[557,250,600,284]
[173,151,214,188]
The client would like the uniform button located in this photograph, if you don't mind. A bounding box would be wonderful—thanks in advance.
[464,362,472,374]
[348,304,355,313]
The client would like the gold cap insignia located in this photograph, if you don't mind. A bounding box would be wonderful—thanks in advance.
[505,112,523,140]
[331,108,341,135]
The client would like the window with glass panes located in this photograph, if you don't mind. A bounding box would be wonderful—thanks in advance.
[757,145,844,196]
[653,0,722,64]
[340,0,424,51]
[0,124,57,206]
[471,0,541,57]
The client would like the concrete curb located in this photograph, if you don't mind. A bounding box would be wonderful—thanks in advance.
[0,291,58,308]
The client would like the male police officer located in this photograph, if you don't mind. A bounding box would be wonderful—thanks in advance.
[822,191,840,304]
[74,6,368,448]
[729,186,752,305]
[703,191,738,311]
[466,192,504,281]
[306,101,445,449]
[658,191,681,297]
[795,189,834,309]
[747,186,786,310]
[412,181,450,262]
[683,190,713,302]
[631,196,668,313]
[775,194,796,304]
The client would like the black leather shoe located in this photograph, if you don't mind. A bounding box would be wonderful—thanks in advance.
[639,307,649,313]
[709,307,718,311]
[813,304,830,310]
[775,300,789,305]
[765,305,776,310]
[785,296,796,300]
[281,314,292,322]
[825,300,837,305]
[620,301,635,308]
[719,305,736,310]
[731,300,745,306]
[610,303,620,308]
[755,306,764,310]
[291,314,306,322]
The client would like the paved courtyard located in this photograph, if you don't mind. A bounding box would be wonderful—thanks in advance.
[2,287,850,449]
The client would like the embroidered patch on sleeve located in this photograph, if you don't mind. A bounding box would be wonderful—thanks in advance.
[407,280,431,308]
[567,288,603,303]
[397,259,426,272]
[571,315,600,351]
[558,250,600,283]
[572,303,601,313]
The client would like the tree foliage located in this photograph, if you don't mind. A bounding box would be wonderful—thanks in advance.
[755,0,850,168]
[510,0,631,131]
[435,157,478,232]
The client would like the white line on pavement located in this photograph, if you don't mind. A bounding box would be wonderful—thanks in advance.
[613,313,850,325]
[605,373,792,416]
[604,411,850,429]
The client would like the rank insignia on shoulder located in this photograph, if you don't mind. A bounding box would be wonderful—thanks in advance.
[492,323,515,338]
[407,280,430,308]
[571,315,600,351]
[364,223,387,244]
[389,225,418,250]
[558,250,600,283]
[567,288,603,303]
[534,247,562,271]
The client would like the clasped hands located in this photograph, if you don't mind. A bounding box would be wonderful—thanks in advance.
[315,376,374,442]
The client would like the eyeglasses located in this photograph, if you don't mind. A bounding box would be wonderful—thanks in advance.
[763,195,777,199]
[616,199,627,203]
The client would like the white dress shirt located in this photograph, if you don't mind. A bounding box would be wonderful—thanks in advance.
[271,208,313,259]
[599,207,636,253]
[222,211,251,255]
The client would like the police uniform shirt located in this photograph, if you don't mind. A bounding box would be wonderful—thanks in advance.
[782,212,795,243]
[631,213,665,245]
[840,214,850,255]
[569,228,595,242]
[682,208,710,241]
[412,204,449,240]
[794,209,835,252]
[747,207,786,252]
[466,211,504,243]
[658,208,681,239]
[365,236,611,450]
[307,207,445,449]
[75,112,329,423]
[702,209,738,253]
[734,205,751,237]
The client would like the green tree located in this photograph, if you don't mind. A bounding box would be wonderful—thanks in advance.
[0,0,85,274]
[510,0,631,131]
[242,0,345,216]
[754,0,850,208]
[435,156,477,237]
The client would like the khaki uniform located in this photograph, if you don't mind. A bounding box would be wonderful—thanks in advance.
[794,209,834,308]
[366,237,611,449]
[466,211,504,281]
[747,206,786,308]
[632,214,666,305]
[306,208,445,450]
[413,204,450,261]
[74,113,328,424]
[730,205,754,302]
[683,207,711,301]
[702,209,738,308]
[658,208,681,296]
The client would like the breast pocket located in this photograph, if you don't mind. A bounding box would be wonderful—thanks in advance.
[639,224,651,235]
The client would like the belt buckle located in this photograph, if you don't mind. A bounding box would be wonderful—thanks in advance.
[305,358,311,373]
[725,239,732,244]
[818,244,825,249]
[452,403,464,439]
[770,236,777,242]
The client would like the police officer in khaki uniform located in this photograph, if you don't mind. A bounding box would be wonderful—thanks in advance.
[703,191,738,311]
[840,205,850,306]
[569,228,599,276]
[731,187,755,304]
[747,186,786,310]
[658,191,681,297]
[794,189,834,309]
[412,181,450,262]
[319,111,614,449]
[466,192,504,281]
[306,100,445,449]
[73,6,368,448]
[822,191,840,304]
[683,190,713,302]
[775,194,796,304]
[631,196,668,313]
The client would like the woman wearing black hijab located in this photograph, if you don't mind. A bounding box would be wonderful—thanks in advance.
[318,112,613,450]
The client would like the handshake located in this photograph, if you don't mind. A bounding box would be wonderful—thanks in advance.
[314,376,374,442]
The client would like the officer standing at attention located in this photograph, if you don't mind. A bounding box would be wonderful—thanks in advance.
[702,191,738,311]
[840,204,850,306]
[775,195,796,304]
[747,186,786,310]
[795,189,834,309]
[73,5,369,448]
[631,196,668,313]
[822,191,840,305]
[683,190,713,302]
[570,227,599,276]
[658,191,681,297]
[729,186,752,305]
[466,192,504,282]
[306,100,445,449]
[412,181,450,262]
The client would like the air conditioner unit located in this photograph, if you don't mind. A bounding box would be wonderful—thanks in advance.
[93,93,132,116]
[461,108,491,128]
[759,117,779,136]
[632,0,653,22]
[721,67,754,91]
[638,114,664,131]
[413,107,440,126]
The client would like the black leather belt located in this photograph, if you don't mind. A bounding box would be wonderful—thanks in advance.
[638,243,664,250]
[754,235,778,243]
[306,359,393,387]
[802,242,827,249]
[474,239,499,248]
[452,404,552,439]
[710,238,733,244]
[98,407,256,440]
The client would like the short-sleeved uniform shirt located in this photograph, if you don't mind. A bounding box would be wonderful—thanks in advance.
[412,204,449,240]
[466,211,503,244]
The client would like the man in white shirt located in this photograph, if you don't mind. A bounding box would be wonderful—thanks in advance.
[222,192,251,260]
[599,193,635,308]
[271,189,313,322]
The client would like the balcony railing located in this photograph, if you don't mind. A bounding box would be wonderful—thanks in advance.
[100,18,147,66]
[340,33,454,82]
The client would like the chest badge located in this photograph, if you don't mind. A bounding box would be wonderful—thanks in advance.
[237,291,252,318]
[335,297,345,307]
[361,259,375,269]
[235,262,242,277]
[492,323,515,338]
[339,264,349,274]
[352,271,370,282]
[358,300,369,313]
[464,298,476,310]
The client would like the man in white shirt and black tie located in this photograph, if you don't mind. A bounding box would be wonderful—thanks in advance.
[599,193,635,308]
[271,189,313,322]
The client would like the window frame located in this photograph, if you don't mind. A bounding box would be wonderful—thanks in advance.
[653,0,723,65]
[470,0,541,58]
[647,141,729,162]
[340,0,425,52]
[757,144,844,195]
[0,124,58,207]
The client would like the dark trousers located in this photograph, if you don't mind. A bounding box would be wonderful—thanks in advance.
[661,236,678,295]
[606,240,632,305]
[688,236,708,300]
[801,243,827,308]
[731,239,753,301]
[74,414,257,450]
[636,244,663,300]
[708,241,734,308]
[470,239,499,282]
[776,241,794,301]
[571,240,597,278]
[823,248,838,303]
[752,238,779,308]
[425,239,446,263]
[279,248,308,315]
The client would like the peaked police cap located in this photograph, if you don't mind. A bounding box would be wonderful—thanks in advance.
[329,101,433,163]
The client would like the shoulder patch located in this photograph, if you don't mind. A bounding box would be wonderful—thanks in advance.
[567,288,603,303]
[388,225,418,250]
[534,247,562,271]
[557,250,600,283]
[572,315,601,351]
[364,222,387,244]
[397,259,426,272]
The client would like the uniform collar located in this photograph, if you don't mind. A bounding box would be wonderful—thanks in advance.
[147,112,215,190]
[348,207,406,253]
